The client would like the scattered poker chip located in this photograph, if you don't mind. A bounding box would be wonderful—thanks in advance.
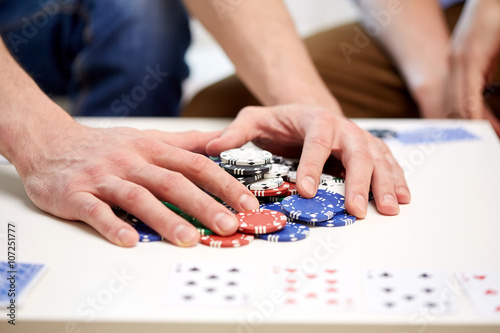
[272,155,284,164]
[281,189,338,222]
[287,171,297,183]
[246,177,284,191]
[302,213,357,227]
[285,182,298,195]
[237,209,287,234]
[236,173,264,185]
[259,201,285,212]
[258,196,286,203]
[322,190,346,214]
[222,202,238,214]
[320,173,335,181]
[256,222,310,242]
[220,162,272,176]
[196,227,215,236]
[318,178,345,196]
[259,201,295,222]
[263,164,290,179]
[220,148,272,166]
[251,182,290,197]
[199,233,254,248]
[126,213,142,224]
[208,156,221,162]
[162,201,221,229]
[282,158,299,171]
[133,224,163,242]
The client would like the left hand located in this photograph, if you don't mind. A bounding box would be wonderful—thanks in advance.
[444,0,500,135]
[206,104,411,219]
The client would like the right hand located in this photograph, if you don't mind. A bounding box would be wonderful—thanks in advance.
[206,104,411,219]
[13,121,260,247]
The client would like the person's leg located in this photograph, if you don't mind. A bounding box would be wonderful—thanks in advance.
[0,0,82,96]
[74,0,191,116]
[182,19,418,119]
[0,0,191,117]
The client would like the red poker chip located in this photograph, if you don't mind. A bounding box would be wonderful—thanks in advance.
[250,182,290,197]
[284,181,298,195]
[199,233,254,248]
[237,209,287,234]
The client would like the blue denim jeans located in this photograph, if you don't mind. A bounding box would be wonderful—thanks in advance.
[0,0,191,116]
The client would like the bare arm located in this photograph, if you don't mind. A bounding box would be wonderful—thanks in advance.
[356,0,450,118]
[183,0,339,112]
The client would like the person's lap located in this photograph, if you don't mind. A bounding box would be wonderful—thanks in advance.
[182,3,499,119]
[0,0,191,116]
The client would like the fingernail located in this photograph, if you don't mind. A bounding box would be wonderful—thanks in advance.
[399,186,411,201]
[240,194,259,211]
[353,195,367,214]
[175,224,198,245]
[384,194,400,211]
[301,176,316,196]
[215,212,238,233]
[117,228,137,246]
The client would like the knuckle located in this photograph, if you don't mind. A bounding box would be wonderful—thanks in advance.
[302,160,323,175]
[351,148,373,165]
[79,199,101,220]
[186,154,211,174]
[123,186,147,204]
[308,135,332,152]
[157,171,184,195]
[238,106,257,117]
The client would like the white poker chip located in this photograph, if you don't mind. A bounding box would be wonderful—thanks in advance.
[263,164,290,179]
[246,177,284,191]
[320,173,334,181]
[318,178,345,196]
[287,171,297,183]
[220,148,272,166]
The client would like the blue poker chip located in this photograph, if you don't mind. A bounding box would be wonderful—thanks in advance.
[256,222,309,242]
[322,190,346,214]
[301,213,356,227]
[133,224,163,242]
[260,202,295,222]
[281,189,337,222]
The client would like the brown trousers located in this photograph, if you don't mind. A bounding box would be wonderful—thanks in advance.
[182,4,500,118]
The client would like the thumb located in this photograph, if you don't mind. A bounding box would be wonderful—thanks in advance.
[206,109,261,156]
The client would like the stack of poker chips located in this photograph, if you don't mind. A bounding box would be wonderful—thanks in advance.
[116,148,356,246]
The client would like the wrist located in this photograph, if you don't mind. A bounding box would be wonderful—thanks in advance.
[0,100,77,174]
[407,70,448,118]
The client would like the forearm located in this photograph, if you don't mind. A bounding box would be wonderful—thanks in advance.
[183,0,339,113]
[0,40,76,169]
[356,0,450,104]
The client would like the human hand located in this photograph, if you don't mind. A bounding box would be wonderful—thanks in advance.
[14,123,260,247]
[444,0,500,133]
[206,104,411,218]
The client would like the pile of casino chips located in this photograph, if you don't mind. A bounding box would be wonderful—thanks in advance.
[119,148,357,246]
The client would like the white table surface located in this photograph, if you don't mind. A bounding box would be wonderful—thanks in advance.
[1,118,499,333]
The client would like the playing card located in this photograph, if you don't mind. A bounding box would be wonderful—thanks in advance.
[395,127,478,144]
[164,262,257,307]
[363,268,456,315]
[268,264,356,309]
[0,261,48,306]
[456,271,500,317]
